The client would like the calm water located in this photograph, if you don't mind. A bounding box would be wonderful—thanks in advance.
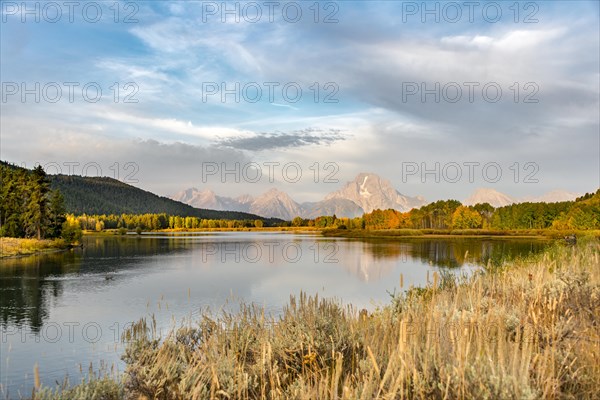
[0,232,549,397]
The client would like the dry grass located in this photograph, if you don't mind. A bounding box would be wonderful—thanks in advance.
[0,237,67,258]
[115,239,599,400]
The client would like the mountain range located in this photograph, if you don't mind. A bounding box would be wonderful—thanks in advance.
[173,173,581,219]
[463,188,581,208]
[172,173,425,220]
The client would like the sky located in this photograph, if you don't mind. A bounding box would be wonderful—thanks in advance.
[1,0,599,203]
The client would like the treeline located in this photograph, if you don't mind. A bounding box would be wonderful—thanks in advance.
[0,163,79,240]
[72,213,266,231]
[63,190,600,232]
[289,190,600,231]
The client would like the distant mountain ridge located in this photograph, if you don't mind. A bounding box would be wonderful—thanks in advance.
[463,188,581,208]
[463,188,516,208]
[521,190,582,203]
[173,173,427,219]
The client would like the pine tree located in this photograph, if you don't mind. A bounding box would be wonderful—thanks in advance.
[47,190,67,238]
[22,166,51,239]
[1,167,25,237]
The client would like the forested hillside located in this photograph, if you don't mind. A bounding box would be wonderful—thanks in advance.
[49,174,273,221]
[1,162,281,224]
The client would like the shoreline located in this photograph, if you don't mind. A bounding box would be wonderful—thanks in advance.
[4,228,595,259]
[85,227,595,240]
[0,237,76,259]
[86,226,321,235]
[320,228,599,240]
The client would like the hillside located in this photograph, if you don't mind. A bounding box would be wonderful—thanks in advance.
[49,174,276,221]
[1,162,278,222]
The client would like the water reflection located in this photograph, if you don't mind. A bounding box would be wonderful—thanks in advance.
[339,238,547,281]
[0,252,82,332]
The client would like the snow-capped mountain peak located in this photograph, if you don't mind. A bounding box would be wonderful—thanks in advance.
[359,175,372,198]
[325,172,425,213]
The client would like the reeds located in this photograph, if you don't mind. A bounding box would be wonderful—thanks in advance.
[0,237,67,258]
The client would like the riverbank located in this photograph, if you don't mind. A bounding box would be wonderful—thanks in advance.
[35,238,600,399]
[0,237,72,258]
[85,226,321,235]
[86,226,600,240]
[322,228,600,240]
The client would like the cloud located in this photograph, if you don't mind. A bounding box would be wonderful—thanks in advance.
[216,128,347,151]
[94,108,253,141]
[1,1,598,202]
[128,15,264,75]
[0,114,252,196]
[440,29,566,51]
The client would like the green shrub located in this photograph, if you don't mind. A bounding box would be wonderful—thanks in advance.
[61,220,83,244]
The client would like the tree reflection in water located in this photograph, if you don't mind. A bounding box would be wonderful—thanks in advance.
[0,252,82,332]
[340,238,549,281]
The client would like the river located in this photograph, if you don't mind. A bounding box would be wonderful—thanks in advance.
[0,232,549,397]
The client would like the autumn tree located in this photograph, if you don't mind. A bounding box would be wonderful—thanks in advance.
[292,216,305,227]
[451,206,483,229]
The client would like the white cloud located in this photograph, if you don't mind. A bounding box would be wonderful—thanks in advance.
[440,35,494,49]
[493,28,566,51]
[94,108,252,141]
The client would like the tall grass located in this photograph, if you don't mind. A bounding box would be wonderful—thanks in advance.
[0,237,68,258]
[35,239,600,399]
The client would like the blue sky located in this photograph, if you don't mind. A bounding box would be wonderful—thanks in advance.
[1,0,599,202]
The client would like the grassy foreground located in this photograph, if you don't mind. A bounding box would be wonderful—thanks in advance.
[36,239,599,399]
[0,237,70,258]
